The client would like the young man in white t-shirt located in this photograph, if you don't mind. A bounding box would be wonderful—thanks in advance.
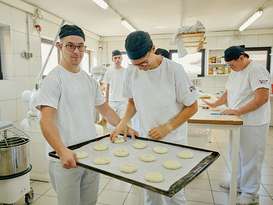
[204,46,270,205]
[111,31,198,205]
[35,25,136,205]
[103,50,127,130]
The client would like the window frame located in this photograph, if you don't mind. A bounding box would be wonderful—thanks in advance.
[245,46,271,73]
[0,49,3,80]
[169,49,205,77]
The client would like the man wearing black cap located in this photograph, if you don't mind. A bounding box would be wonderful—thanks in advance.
[35,25,135,205]
[110,31,198,205]
[203,46,270,204]
[103,50,127,130]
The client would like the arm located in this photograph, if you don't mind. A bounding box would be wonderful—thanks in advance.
[203,91,227,108]
[105,84,110,103]
[40,106,77,169]
[223,88,269,115]
[149,101,198,139]
[96,102,121,126]
[110,98,138,141]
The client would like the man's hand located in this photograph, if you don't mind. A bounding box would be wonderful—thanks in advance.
[110,121,139,142]
[202,99,217,108]
[58,147,77,169]
[221,109,241,116]
[148,123,172,140]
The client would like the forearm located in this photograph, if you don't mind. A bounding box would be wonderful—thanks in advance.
[237,98,267,115]
[40,118,66,155]
[99,104,121,126]
[120,99,136,125]
[105,84,109,103]
[214,91,227,106]
[168,101,198,131]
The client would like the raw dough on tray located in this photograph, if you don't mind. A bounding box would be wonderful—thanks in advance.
[113,147,129,157]
[93,143,108,151]
[139,154,156,162]
[132,141,147,149]
[177,150,194,159]
[75,151,88,159]
[163,160,182,170]
[153,146,168,154]
[120,163,137,174]
[114,137,125,144]
[94,157,111,165]
[145,172,164,183]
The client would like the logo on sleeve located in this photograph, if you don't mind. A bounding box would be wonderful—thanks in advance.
[189,86,196,92]
[259,79,268,84]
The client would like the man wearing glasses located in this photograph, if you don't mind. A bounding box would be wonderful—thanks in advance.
[35,25,136,205]
[111,31,198,205]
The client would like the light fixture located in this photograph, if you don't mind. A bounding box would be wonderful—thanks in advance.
[92,0,109,9]
[121,18,136,32]
[239,9,263,31]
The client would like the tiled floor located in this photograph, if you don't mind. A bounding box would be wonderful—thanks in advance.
[9,127,273,205]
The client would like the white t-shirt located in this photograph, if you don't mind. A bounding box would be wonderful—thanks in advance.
[103,67,126,102]
[123,58,197,143]
[35,65,104,151]
[226,61,271,126]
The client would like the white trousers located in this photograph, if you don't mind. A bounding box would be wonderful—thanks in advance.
[229,124,268,195]
[49,160,99,205]
[144,189,186,205]
[107,101,127,131]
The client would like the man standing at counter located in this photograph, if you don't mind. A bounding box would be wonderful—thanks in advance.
[204,46,270,205]
[111,31,198,205]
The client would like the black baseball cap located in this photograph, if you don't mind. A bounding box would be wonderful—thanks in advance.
[224,46,249,62]
[59,24,85,41]
[125,31,153,60]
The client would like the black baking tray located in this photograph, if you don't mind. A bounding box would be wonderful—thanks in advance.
[49,134,220,197]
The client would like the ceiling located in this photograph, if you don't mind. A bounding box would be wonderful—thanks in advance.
[22,0,273,37]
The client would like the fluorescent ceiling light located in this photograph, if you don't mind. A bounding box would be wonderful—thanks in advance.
[121,19,136,32]
[239,9,263,31]
[92,0,109,9]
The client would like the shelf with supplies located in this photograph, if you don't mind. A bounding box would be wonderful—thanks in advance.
[207,49,231,76]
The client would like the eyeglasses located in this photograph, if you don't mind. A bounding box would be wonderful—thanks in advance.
[64,43,86,52]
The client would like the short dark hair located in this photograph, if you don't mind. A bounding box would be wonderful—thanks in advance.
[112,50,122,57]
[155,48,170,59]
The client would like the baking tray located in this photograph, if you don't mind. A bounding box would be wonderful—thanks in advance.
[49,135,219,197]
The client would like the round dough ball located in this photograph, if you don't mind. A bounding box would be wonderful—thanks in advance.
[139,154,156,162]
[120,163,137,174]
[114,137,125,144]
[145,172,164,183]
[163,160,182,170]
[75,151,88,159]
[113,148,129,157]
[177,150,194,159]
[132,141,147,149]
[153,146,168,154]
[94,157,111,165]
[93,143,108,151]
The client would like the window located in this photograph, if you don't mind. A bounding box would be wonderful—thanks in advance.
[80,50,91,74]
[170,49,205,77]
[41,39,59,75]
[245,47,271,72]
[121,51,131,68]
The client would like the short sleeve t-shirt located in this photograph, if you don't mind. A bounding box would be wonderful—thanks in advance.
[35,65,104,151]
[226,61,270,126]
[123,58,197,143]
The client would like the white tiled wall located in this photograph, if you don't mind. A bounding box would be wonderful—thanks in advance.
[0,2,100,123]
